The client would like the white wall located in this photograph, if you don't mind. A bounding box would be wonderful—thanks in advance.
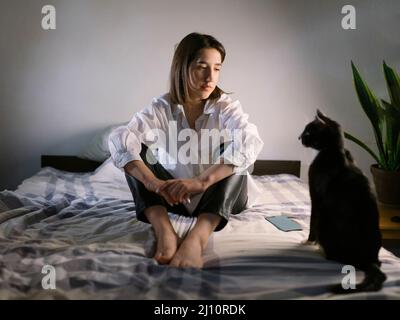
[1,0,399,190]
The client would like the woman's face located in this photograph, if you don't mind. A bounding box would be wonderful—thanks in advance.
[188,48,222,101]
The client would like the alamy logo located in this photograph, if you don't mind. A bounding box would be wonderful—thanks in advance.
[341,5,356,30]
[41,264,56,289]
[341,265,356,290]
[41,5,56,30]
[138,121,251,168]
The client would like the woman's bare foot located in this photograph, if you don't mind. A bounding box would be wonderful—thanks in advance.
[146,209,221,268]
[144,205,180,265]
[153,228,180,265]
[169,234,204,268]
[169,213,222,269]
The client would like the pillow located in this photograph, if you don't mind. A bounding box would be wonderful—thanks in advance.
[91,156,127,185]
[79,123,128,162]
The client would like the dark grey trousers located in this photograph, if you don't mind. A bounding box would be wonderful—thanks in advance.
[125,144,248,231]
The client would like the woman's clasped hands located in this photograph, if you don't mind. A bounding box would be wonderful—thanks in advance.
[146,178,206,207]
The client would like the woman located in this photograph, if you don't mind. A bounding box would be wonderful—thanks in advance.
[109,32,263,268]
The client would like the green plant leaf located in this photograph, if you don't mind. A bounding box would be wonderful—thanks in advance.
[381,100,400,169]
[394,132,400,171]
[383,61,400,111]
[351,62,387,167]
[344,131,382,166]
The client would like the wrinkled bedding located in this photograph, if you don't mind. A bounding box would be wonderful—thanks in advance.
[1,159,399,299]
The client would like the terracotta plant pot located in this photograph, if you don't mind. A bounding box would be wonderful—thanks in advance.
[370,164,400,207]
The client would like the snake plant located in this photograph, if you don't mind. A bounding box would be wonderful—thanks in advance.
[344,61,400,171]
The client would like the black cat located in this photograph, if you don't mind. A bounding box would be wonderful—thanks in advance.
[299,110,386,293]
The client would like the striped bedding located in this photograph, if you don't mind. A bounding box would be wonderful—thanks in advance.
[1,158,400,299]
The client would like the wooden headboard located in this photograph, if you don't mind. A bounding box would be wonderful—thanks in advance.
[250,160,300,177]
[41,155,301,177]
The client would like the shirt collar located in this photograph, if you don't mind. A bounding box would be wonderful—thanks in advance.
[172,98,217,118]
[203,99,216,114]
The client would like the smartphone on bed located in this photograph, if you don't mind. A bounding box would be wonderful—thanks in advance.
[265,216,303,232]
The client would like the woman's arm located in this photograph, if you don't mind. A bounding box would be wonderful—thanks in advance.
[197,162,234,189]
[124,160,158,190]
[159,162,234,204]
[108,98,165,172]
[219,100,264,173]
[124,160,175,206]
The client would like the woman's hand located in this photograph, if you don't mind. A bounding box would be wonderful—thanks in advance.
[158,178,207,204]
[145,178,176,207]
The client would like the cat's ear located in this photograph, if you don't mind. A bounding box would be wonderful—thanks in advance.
[315,110,326,124]
[316,109,332,124]
[315,115,325,124]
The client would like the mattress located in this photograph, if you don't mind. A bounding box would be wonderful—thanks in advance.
[1,158,399,299]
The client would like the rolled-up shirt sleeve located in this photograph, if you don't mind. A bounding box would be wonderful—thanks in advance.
[219,100,264,173]
[108,99,164,170]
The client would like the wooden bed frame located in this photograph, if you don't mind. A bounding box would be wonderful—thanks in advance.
[41,155,301,177]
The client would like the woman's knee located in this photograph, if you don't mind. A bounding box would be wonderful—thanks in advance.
[193,174,247,229]
[204,173,247,199]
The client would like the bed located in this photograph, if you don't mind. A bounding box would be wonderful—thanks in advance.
[1,156,400,300]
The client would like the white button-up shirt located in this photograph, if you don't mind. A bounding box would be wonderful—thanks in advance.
[109,93,264,212]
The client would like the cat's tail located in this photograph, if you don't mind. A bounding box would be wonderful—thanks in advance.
[330,263,387,294]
